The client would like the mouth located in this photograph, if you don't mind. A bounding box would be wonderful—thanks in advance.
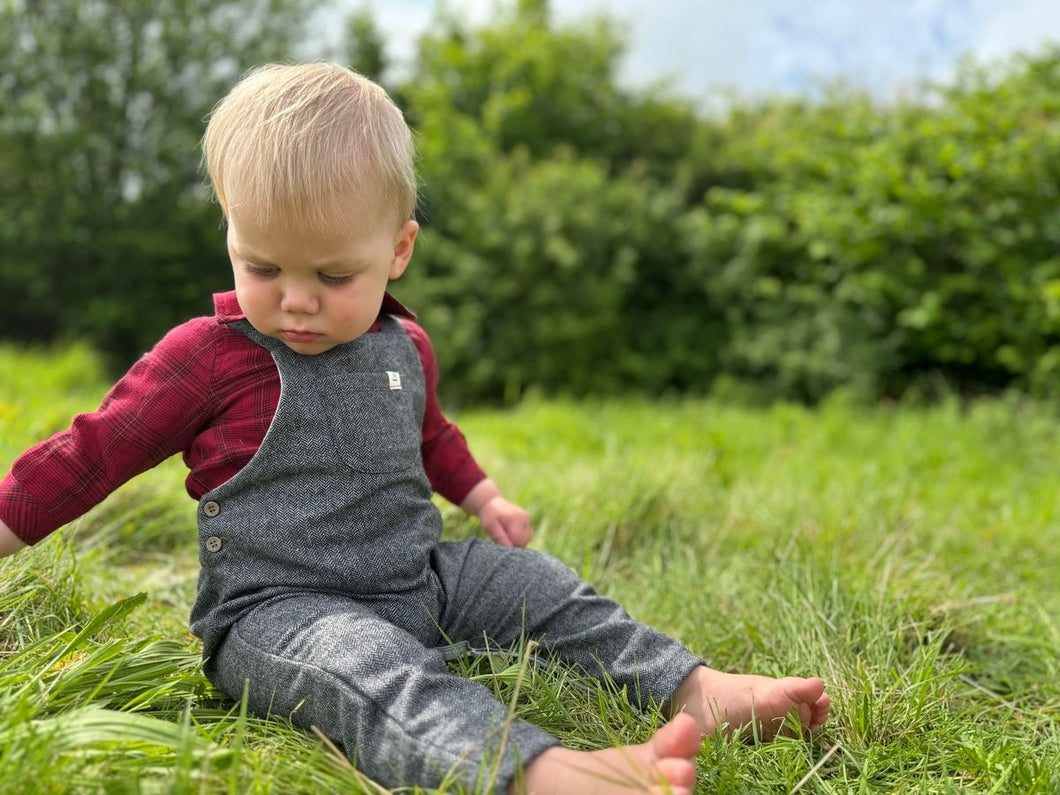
[281,330,324,344]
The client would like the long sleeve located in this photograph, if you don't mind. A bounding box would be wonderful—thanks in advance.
[0,318,219,544]
[399,319,487,505]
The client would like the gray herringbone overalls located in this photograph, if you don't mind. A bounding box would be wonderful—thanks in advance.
[190,317,703,791]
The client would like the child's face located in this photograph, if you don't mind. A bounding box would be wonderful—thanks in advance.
[227,208,418,355]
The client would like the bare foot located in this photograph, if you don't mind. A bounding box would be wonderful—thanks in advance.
[669,666,831,740]
[513,712,701,795]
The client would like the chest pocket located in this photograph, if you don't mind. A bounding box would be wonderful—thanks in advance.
[319,372,422,474]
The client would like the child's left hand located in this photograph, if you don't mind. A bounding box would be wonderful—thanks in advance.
[477,496,533,547]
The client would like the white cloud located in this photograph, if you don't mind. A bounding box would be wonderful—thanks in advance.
[327,0,1060,102]
[970,0,1060,62]
[372,1,435,62]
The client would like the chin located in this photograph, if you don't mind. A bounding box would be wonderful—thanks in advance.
[280,338,336,355]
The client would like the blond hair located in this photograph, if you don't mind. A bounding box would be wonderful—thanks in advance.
[203,63,416,232]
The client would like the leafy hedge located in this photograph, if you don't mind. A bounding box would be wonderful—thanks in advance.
[676,58,1060,402]
[396,19,1060,404]
[3,0,1060,404]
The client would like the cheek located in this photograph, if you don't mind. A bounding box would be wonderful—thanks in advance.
[233,276,271,317]
[332,291,380,334]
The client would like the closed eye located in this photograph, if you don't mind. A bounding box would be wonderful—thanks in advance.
[245,264,278,278]
[319,272,355,286]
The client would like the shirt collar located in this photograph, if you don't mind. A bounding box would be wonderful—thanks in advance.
[213,290,416,327]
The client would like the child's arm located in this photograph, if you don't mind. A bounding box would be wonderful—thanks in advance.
[398,319,534,547]
[460,477,533,547]
[0,317,219,549]
[0,518,27,558]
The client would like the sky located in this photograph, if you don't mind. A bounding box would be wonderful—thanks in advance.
[338,0,1060,106]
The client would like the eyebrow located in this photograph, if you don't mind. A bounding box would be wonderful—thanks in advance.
[231,240,274,267]
[236,249,279,268]
[234,243,359,272]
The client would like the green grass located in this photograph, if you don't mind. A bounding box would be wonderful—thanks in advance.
[1,343,1058,793]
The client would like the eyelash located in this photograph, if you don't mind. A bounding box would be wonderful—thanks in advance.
[245,265,277,279]
[244,264,354,287]
[319,273,354,286]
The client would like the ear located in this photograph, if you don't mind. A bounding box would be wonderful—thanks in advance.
[388,220,419,280]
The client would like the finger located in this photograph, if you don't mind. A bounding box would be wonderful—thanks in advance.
[486,522,515,546]
[514,524,533,546]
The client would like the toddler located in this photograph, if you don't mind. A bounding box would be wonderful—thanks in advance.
[0,63,829,794]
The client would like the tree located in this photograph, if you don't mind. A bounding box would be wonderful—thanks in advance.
[389,0,713,402]
[0,0,321,368]
[404,0,629,161]
[344,7,387,82]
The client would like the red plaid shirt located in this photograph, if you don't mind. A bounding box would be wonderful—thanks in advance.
[1,291,486,544]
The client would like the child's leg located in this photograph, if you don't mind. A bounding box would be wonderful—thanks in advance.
[434,539,703,708]
[434,540,830,740]
[206,592,559,792]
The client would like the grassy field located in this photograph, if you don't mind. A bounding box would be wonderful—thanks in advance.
[1,343,1058,793]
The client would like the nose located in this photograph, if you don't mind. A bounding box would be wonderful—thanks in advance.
[279,282,320,314]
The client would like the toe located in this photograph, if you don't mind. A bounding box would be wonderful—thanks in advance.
[809,693,832,731]
[656,758,697,789]
[653,713,703,758]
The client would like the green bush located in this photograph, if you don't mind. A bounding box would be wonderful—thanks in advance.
[3,0,1060,404]
[676,50,1060,402]
[399,149,714,403]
